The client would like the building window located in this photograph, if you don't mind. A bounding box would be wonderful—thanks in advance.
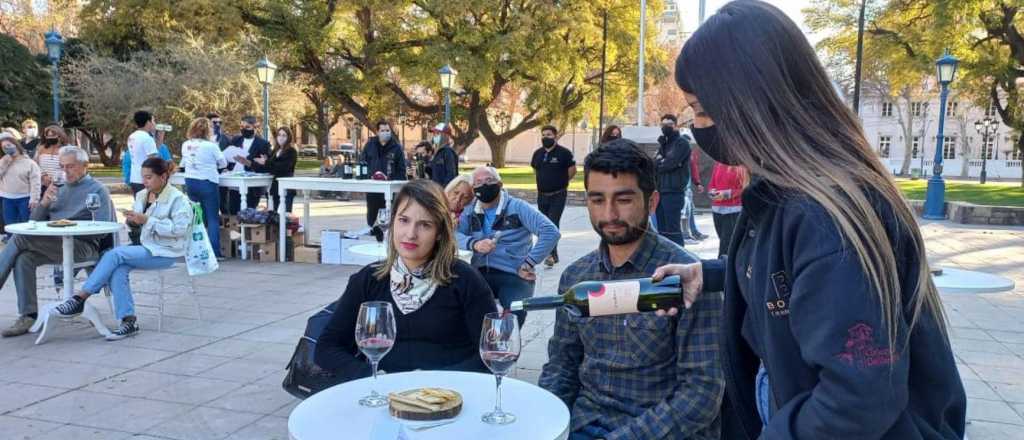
[878,135,892,158]
[942,136,957,159]
[911,136,921,158]
[986,103,998,117]
[880,102,893,117]
[946,101,958,117]
[911,102,927,117]
[981,137,996,160]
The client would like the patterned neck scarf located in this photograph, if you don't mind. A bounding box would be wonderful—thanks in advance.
[390,258,439,315]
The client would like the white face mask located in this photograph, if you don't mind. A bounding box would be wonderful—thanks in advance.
[276,135,288,145]
[433,135,442,145]
[25,128,37,138]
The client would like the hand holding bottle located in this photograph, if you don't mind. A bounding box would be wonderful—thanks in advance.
[651,262,704,315]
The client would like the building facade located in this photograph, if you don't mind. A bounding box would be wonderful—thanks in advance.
[860,90,1023,180]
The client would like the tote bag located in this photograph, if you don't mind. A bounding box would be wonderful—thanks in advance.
[185,203,219,276]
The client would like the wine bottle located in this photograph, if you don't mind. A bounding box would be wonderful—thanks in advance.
[509,275,682,317]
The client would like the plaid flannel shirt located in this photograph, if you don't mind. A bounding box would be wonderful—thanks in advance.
[539,230,724,440]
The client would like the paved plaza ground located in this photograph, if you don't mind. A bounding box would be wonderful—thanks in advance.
[0,194,1021,439]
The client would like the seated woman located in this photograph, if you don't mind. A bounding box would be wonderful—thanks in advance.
[444,174,474,223]
[316,179,496,381]
[55,157,193,340]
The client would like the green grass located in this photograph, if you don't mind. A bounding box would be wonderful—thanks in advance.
[460,165,586,191]
[896,179,1024,207]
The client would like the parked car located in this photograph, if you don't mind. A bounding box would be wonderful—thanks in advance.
[299,145,319,157]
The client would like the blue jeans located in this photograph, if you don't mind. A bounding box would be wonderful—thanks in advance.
[654,191,685,247]
[82,246,175,320]
[683,183,702,237]
[185,178,221,257]
[480,268,534,327]
[1,197,29,228]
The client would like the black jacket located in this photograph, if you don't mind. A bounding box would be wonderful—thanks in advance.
[252,146,298,196]
[702,179,966,440]
[656,131,692,193]
[428,145,459,187]
[229,135,272,172]
[360,136,407,180]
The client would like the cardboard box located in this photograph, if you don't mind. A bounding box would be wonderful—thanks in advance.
[243,224,269,244]
[252,243,277,262]
[221,215,240,229]
[294,246,321,264]
[218,229,237,258]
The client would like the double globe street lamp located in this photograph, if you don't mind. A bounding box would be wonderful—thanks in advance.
[438,64,457,126]
[922,51,960,220]
[44,28,65,124]
[974,116,999,185]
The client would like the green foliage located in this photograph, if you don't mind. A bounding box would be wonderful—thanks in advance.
[0,33,50,125]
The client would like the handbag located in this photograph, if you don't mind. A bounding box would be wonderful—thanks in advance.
[282,300,344,399]
[184,202,219,276]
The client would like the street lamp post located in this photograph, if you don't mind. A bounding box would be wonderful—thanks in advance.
[44,29,64,124]
[438,65,457,126]
[256,56,277,139]
[922,51,959,220]
[974,116,998,184]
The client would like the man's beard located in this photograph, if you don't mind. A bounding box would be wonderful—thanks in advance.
[594,216,648,246]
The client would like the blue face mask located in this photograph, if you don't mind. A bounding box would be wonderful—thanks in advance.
[433,135,442,145]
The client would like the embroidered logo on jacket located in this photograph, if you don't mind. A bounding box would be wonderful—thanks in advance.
[834,323,896,368]
[765,271,791,317]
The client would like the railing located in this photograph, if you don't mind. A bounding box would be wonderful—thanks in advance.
[1009,161,1022,168]
[968,160,985,167]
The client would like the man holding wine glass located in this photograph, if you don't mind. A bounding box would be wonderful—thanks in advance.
[0,147,114,338]
[536,140,723,440]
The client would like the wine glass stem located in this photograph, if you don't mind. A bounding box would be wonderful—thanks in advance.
[494,374,504,414]
[370,360,380,397]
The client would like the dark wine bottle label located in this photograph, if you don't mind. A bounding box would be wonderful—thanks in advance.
[588,280,640,316]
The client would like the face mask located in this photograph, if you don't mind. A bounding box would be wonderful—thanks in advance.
[241,128,255,139]
[661,126,676,137]
[474,182,501,203]
[541,138,556,149]
[378,132,392,143]
[433,135,442,145]
[45,137,59,146]
[276,135,288,145]
[25,128,37,138]
[606,134,620,141]
[3,145,17,156]
[212,122,221,135]
[691,125,740,165]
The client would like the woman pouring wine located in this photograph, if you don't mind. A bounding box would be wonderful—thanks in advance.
[315,179,498,398]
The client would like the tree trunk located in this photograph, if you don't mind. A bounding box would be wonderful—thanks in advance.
[489,139,508,167]
[1018,136,1024,187]
[898,90,913,176]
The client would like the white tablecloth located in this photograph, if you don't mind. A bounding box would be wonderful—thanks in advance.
[288,370,570,440]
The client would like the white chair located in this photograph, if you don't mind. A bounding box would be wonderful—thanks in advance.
[105,261,202,332]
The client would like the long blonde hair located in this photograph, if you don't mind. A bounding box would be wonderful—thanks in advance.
[677,0,945,354]
[373,179,458,284]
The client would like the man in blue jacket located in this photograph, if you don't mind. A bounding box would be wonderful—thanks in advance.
[457,166,559,326]
[654,114,691,247]
[226,115,272,213]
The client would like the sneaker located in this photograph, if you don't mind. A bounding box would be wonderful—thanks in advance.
[544,256,556,268]
[55,296,85,316]
[1,316,36,337]
[106,319,140,341]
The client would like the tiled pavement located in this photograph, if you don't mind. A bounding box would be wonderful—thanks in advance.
[0,195,1019,439]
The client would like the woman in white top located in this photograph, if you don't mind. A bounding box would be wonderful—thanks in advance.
[179,117,227,259]
[55,157,194,340]
[34,125,66,190]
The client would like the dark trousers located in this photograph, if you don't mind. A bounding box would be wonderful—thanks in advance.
[130,183,145,195]
[219,187,232,215]
[272,185,297,214]
[186,178,222,258]
[366,193,386,242]
[713,211,741,258]
[224,188,264,215]
[536,190,567,260]
[655,191,685,247]
[246,187,265,211]
[480,267,534,328]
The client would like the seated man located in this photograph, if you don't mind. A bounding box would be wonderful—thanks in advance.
[539,140,723,440]
[0,146,114,337]
[457,166,559,326]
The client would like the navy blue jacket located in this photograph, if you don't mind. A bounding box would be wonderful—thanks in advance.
[361,136,407,180]
[429,145,459,187]
[655,131,692,193]
[702,179,965,440]
[229,135,272,172]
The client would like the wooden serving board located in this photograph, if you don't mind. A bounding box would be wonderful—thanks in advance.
[388,388,463,421]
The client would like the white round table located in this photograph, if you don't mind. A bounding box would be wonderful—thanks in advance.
[349,243,473,263]
[288,370,570,440]
[933,267,1016,294]
[6,221,124,344]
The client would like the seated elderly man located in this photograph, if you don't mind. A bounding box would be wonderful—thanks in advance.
[457,166,559,327]
[0,146,113,337]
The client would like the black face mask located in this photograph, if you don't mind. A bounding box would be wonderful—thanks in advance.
[661,126,676,138]
[541,138,556,149]
[474,183,501,203]
[691,125,740,165]
[241,128,255,139]
[45,137,59,146]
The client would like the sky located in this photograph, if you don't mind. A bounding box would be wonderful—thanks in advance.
[679,0,819,42]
